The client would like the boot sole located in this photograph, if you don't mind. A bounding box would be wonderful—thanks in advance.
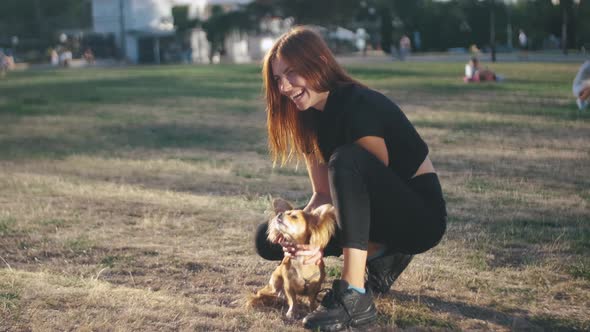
[351,303,378,328]
[309,304,378,332]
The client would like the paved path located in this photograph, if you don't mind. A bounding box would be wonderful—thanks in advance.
[10,51,589,72]
[338,51,588,64]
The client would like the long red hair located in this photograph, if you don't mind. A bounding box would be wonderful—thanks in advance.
[262,26,360,165]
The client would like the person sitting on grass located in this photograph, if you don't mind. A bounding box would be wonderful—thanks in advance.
[254,26,447,331]
[464,56,500,83]
[573,60,590,111]
[0,50,7,78]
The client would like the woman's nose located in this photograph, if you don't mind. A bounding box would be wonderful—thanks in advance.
[279,77,292,94]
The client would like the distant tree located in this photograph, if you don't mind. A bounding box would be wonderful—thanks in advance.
[380,9,393,53]
[201,4,263,63]
[276,0,360,27]
[0,0,91,40]
[172,6,198,35]
[512,0,589,51]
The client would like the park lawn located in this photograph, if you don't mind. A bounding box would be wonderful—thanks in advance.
[0,61,588,331]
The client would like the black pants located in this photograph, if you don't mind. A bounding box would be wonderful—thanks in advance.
[255,144,447,260]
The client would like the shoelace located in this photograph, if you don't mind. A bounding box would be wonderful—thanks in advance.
[315,288,335,307]
[314,288,353,320]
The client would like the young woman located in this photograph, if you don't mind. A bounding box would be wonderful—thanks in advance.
[254,26,447,331]
[464,56,497,82]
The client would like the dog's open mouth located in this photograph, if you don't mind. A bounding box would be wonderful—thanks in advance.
[271,216,292,240]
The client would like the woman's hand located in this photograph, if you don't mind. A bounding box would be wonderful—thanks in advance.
[580,86,590,102]
[283,243,323,266]
[303,192,332,213]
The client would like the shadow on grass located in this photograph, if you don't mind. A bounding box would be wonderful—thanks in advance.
[389,291,584,331]
[0,122,265,160]
[2,65,582,122]
[0,71,261,117]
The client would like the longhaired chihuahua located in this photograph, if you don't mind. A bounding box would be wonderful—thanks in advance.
[248,198,336,318]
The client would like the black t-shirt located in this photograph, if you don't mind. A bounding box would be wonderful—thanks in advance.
[313,83,429,181]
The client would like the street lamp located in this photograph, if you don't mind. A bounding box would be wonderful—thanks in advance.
[11,36,18,58]
[489,0,496,62]
[551,0,581,55]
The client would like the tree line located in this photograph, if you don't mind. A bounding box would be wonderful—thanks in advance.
[247,0,589,52]
[1,0,588,55]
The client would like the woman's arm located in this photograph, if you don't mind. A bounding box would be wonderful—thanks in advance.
[573,61,590,97]
[279,154,331,265]
[304,154,332,212]
[356,135,435,177]
[355,136,389,166]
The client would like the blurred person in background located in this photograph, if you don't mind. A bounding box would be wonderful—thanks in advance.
[573,60,590,110]
[398,34,411,61]
[464,56,501,82]
[84,48,95,65]
[518,29,528,60]
[48,48,59,66]
[0,49,7,77]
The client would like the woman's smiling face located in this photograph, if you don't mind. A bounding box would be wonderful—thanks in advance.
[271,57,329,111]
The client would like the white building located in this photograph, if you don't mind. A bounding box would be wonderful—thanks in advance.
[92,0,258,64]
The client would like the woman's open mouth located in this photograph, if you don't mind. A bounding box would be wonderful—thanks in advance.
[292,90,305,101]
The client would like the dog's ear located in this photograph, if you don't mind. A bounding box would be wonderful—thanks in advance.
[312,204,335,222]
[309,204,336,249]
[273,198,293,214]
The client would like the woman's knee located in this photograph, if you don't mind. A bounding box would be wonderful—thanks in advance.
[328,144,367,172]
[255,222,269,252]
[254,222,283,261]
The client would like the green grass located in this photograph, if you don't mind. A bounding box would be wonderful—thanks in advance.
[0,61,588,331]
[567,261,590,281]
[64,236,94,254]
[530,313,589,332]
[0,291,19,310]
[0,218,17,236]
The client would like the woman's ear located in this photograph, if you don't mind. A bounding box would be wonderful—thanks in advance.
[273,198,293,214]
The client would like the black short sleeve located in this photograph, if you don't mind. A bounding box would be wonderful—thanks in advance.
[346,105,385,141]
[316,83,429,180]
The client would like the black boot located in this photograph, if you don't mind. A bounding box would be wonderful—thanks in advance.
[302,279,377,331]
[366,253,413,294]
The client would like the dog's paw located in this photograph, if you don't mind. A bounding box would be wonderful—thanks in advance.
[286,308,295,319]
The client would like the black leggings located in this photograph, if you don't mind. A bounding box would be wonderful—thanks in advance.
[255,144,447,260]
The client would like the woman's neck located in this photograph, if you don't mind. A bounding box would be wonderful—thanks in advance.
[313,91,330,111]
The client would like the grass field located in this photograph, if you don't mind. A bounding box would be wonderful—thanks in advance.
[0,61,588,331]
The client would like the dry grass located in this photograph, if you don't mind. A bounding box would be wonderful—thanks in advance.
[0,62,588,331]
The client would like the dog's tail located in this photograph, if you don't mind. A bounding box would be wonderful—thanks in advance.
[246,285,283,308]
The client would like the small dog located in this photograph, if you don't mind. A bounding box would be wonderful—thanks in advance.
[248,198,336,318]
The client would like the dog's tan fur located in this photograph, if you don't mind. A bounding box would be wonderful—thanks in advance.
[248,198,336,318]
